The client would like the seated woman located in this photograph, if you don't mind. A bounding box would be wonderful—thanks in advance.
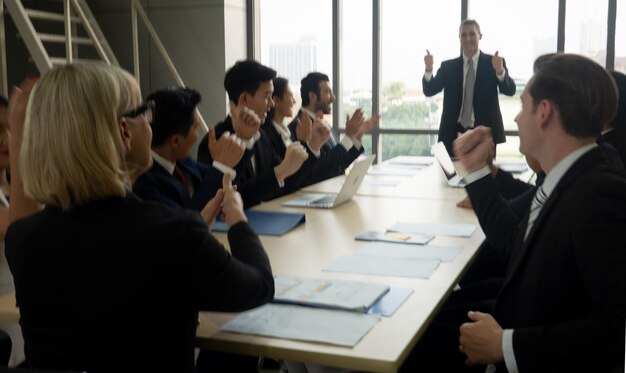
[5,62,274,372]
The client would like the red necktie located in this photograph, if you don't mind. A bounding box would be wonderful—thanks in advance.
[173,166,190,195]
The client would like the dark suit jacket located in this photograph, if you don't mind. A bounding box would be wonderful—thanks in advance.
[260,117,318,193]
[287,110,363,186]
[599,130,626,168]
[197,116,310,208]
[132,157,221,211]
[466,147,626,372]
[423,51,516,154]
[5,194,274,372]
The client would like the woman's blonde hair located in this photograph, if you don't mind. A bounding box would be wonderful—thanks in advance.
[21,62,141,210]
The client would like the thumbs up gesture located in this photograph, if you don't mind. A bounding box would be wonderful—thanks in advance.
[424,50,434,72]
[492,51,504,76]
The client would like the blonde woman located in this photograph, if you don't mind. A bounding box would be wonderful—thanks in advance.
[6,62,274,372]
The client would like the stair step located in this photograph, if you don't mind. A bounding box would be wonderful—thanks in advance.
[25,8,81,23]
[38,33,93,45]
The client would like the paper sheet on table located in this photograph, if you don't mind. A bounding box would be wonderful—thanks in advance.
[324,255,439,278]
[361,178,402,187]
[220,304,380,347]
[389,222,477,237]
[357,242,462,262]
[367,166,421,177]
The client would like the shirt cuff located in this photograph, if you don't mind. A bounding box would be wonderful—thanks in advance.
[306,142,321,158]
[496,69,506,82]
[351,137,363,150]
[273,167,285,188]
[212,161,236,178]
[463,165,491,185]
[340,135,354,151]
[502,329,519,373]
[424,71,433,81]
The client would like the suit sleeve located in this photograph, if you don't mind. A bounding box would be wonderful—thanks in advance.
[422,62,447,97]
[512,190,626,372]
[465,174,524,261]
[190,214,274,312]
[494,169,534,200]
[184,165,222,211]
[498,59,516,96]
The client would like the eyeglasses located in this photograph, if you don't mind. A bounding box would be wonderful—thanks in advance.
[121,100,155,123]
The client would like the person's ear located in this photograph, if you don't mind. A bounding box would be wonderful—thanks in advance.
[118,117,132,152]
[166,133,180,149]
[238,91,248,107]
[538,100,554,129]
[308,91,316,104]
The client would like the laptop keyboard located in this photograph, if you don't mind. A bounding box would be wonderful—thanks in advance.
[311,196,336,205]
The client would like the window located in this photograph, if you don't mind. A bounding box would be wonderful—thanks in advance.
[259,0,333,113]
[380,0,460,132]
[564,1,609,67]
[340,0,373,126]
[616,0,626,73]
[469,0,558,158]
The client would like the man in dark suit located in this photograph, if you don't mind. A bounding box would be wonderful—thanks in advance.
[423,19,516,155]
[288,72,379,186]
[133,87,246,218]
[455,54,626,372]
[197,60,309,208]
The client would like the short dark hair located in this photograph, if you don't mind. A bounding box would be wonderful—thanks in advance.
[268,77,289,120]
[224,60,276,105]
[300,72,329,106]
[529,53,618,138]
[146,87,201,146]
[0,94,7,108]
[609,70,626,131]
[460,19,481,34]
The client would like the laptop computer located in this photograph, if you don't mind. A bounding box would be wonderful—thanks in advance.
[431,142,466,188]
[282,155,376,208]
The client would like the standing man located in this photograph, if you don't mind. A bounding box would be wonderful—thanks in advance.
[455,54,626,372]
[424,19,516,155]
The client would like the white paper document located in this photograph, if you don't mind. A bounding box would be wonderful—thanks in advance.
[273,275,390,312]
[324,255,440,278]
[357,242,462,262]
[220,304,380,347]
[389,222,477,237]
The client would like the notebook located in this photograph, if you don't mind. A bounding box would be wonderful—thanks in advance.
[431,142,466,188]
[283,155,375,208]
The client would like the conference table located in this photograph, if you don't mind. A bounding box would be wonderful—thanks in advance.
[195,158,487,372]
[0,157,492,372]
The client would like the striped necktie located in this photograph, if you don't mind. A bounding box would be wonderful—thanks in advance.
[524,185,548,240]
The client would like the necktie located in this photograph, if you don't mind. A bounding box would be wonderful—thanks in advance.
[173,166,190,196]
[524,185,548,240]
[460,58,475,129]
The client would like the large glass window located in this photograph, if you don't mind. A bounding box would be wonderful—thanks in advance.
[616,0,626,73]
[469,0,558,158]
[380,0,460,132]
[564,1,609,67]
[340,0,373,126]
[258,0,332,114]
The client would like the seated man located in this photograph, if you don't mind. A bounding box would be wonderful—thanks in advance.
[197,60,310,208]
[290,72,378,186]
[455,54,626,372]
[133,87,245,219]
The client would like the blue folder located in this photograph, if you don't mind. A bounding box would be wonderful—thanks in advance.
[212,210,306,236]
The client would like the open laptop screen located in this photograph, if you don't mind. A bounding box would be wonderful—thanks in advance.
[431,142,458,180]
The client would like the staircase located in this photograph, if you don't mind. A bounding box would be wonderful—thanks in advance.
[2,0,209,131]
[4,0,118,72]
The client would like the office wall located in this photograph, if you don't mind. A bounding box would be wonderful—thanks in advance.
[89,0,247,132]
[3,0,247,132]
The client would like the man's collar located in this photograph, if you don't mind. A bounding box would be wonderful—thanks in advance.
[151,150,176,174]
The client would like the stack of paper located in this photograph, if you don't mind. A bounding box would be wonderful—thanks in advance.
[220,304,380,347]
[273,275,390,312]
